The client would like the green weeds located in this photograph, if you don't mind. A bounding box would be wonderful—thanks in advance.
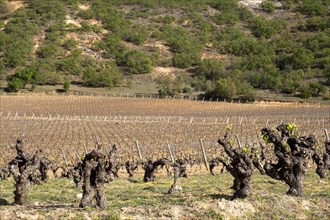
[0,170,329,219]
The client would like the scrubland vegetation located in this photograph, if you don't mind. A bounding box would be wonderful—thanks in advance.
[0,0,329,100]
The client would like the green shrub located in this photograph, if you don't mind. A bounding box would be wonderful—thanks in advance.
[97,34,127,60]
[56,55,82,76]
[209,0,238,11]
[5,67,35,92]
[280,71,304,94]
[78,9,95,19]
[0,0,9,17]
[280,0,295,9]
[37,42,62,58]
[291,48,314,69]
[213,11,239,25]
[212,78,237,99]
[29,0,66,24]
[303,16,330,31]
[196,59,224,80]
[225,37,259,56]
[62,38,77,50]
[153,15,176,24]
[237,81,256,100]
[298,0,328,16]
[3,38,33,68]
[13,68,35,88]
[4,15,38,38]
[165,27,202,68]
[82,61,122,87]
[212,27,244,50]
[124,24,149,45]
[157,76,184,98]
[2,15,37,68]
[249,17,285,38]
[92,1,130,36]
[173,52,200,68]
[63,81,70,92]
[30,59,63,85]
[0,60,4,78]
[122,50,153,74]
[298,82,312,98]
[247,67,281,90]
[80,21,101,33]
[61,0,79,7]
[237,6,253,21]
[260,1,276,13]
[309,81,327,97]
[6,77,24,92]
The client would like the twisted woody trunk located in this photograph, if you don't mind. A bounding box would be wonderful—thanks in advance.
[261,124,317,197]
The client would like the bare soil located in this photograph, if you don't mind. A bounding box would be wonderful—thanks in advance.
[6,0,24,13]
[0,193,319,220]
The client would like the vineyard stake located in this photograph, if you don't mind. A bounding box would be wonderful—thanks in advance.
[135,140,143,160]
[61,147,69,168]
[76,154,82,162]
[84,143,88,155]
[199,139,209,171]
[94,135,100,148]
[324,129,329,141]
[167,144,175,163]
[236,135,242,149]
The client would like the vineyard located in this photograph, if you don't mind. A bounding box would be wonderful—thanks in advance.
[1,94,329,166]
[0,94,330,219]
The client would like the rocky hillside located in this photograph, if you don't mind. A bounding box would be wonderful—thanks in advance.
[0,0,329,100]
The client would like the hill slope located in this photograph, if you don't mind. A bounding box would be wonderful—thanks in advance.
[0,0,329,100]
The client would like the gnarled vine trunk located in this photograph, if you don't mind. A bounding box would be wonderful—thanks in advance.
[79,145,113,210]
[168,158,188,194]
[312,141,330,179]
[261,124,316,197]
[218,133,256,199]
[143,158,168,182]
[78,144,119,209]
[209,158,225,175]
[8,138,51,205]
[125,160,139,178]
[0,167,10,180]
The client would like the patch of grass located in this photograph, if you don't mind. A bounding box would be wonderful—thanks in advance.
[207,209,225,220]
[0,179,14,204]
[27,178,80,204]
[0,170,329,219]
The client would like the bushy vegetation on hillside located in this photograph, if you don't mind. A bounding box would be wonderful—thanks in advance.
[0,0,329,100]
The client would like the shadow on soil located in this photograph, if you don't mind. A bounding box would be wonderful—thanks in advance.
[0,198,9,206]
[210,194,233,200]
[32,204,80,210]
[127,178,139,183]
